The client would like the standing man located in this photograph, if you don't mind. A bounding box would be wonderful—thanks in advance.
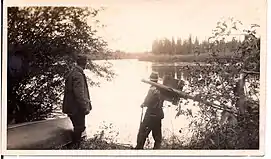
[62,54,92,148]
[135,72,164,149]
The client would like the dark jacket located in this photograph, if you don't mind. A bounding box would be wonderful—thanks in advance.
[62,65,92,115]
[143,86,164,119]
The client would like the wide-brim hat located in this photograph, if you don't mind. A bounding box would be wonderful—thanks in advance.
[149,71,159,81]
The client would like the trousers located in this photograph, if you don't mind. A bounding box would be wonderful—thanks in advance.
[68,114,86,145]
[135,115,162,149]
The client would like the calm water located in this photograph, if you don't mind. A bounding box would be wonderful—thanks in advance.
[83,59,199,147]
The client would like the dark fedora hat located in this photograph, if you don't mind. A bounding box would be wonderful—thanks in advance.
[149,72,159,82]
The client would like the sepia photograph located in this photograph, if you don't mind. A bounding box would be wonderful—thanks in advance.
[1,0,267,156]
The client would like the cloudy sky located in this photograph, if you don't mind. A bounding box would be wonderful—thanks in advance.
[7,0,266,52]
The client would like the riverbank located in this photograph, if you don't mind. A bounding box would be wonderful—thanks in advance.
[89,52,234,62]
[60,136,186,150]
[60,118,259,150]
[61,138,134,150]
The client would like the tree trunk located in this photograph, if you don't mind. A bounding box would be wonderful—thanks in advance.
[235,73,246,115]
[234,73,249,149]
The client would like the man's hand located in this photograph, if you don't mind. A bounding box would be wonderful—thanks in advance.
[87,99,92,111]
[87,99,92,104]
[85,110,90,115]
[140,104,145,108]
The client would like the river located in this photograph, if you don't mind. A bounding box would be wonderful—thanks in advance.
[83,59,200,147]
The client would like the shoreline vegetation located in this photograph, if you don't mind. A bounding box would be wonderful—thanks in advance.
[91,51,234,62]
[99,32,241,62]
[61,115,259,150]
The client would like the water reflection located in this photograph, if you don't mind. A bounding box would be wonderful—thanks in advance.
[85,60,197,147]
[152,64,190,81]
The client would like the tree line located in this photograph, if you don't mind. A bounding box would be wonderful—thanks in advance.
[151,35,242,55]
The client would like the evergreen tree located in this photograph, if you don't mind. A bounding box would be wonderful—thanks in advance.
[171,37,176,54]
[176,37,182,54]
[164,38,172,54]
[152,39,159,54]
[194,36,200,56]
[182,40,189,54]
[188,34,193,54]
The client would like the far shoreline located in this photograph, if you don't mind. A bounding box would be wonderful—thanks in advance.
[91,52,233,63]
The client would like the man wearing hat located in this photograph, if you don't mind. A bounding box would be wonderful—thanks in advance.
[62,54,92,148]
[135,72,164,149]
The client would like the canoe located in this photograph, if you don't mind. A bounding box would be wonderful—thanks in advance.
[7,117,73,150]
[141,79,235,114]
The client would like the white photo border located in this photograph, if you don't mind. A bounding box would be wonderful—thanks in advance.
[1,0,268,157]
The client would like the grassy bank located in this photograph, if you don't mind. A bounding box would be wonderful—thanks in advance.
[61,120,258,150]
[61,138,133,150]
[60,107,258,150]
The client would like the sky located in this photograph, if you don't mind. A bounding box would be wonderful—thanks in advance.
[87,0,265,53]
[6,0,265,53]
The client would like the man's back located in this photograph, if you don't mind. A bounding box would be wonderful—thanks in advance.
[136,81,164,149]
[62,65,91,115]
[144,86,164,119]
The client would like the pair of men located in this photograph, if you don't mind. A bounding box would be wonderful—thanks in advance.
[62,55,164,149]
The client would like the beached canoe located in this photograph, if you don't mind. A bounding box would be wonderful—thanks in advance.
[7,117,73,150]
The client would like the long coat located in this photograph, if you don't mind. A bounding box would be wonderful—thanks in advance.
[62,65,92,115]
